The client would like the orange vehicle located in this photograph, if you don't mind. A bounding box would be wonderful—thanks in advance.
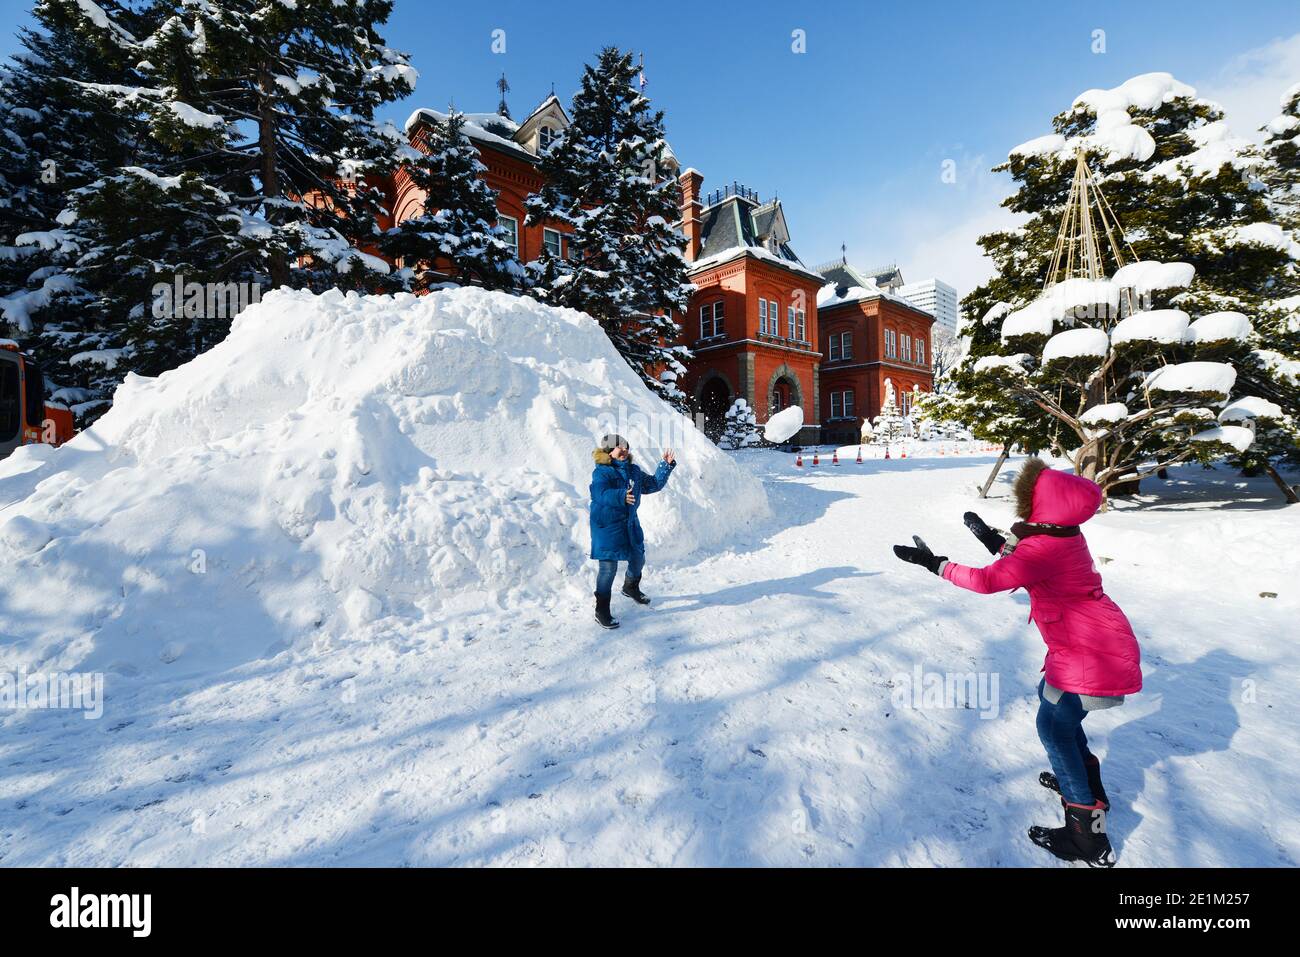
[0,340,76,459]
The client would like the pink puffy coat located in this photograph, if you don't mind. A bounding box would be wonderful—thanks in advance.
[942,465,1142,697]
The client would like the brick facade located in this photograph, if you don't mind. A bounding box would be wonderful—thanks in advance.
[818,294,935,446]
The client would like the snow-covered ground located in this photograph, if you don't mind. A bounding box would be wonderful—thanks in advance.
[1,288,1296,866]
[2,443,1296,866]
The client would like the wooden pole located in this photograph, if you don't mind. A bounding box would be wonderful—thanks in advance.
[978,441,1013,499]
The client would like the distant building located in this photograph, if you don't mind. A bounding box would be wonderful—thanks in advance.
[897,278,959,334]
[813,257,935,446]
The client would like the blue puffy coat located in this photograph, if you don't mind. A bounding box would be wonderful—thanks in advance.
[588,450,675,561]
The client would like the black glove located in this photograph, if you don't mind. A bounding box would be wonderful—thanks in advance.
[892,535,948,575]
[963,511,1006,556]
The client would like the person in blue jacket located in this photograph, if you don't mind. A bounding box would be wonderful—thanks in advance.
[589,433,676,629]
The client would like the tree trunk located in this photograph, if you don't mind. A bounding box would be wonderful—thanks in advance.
[1265,464,1300,504]
[257,59,289,288]
[978,442,1012,499]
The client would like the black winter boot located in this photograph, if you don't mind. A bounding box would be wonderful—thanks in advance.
[621,577,651,605]
[1028,801,1115,867]
[594,592,619,629]
[1039,755,1110,811]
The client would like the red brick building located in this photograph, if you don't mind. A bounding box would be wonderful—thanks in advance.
[815,259,936,446]
[383,96,590,275]
[372,94,932,447]
[677,172,826,445]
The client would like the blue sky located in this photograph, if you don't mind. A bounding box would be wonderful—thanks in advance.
[4,0,1299,296]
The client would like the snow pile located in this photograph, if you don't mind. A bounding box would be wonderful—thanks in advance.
[1144,361,1237,399]
[972,354,1029,375]
[1219,396,1284,424]
[1185,311,1252,346]
[1000,279,1117,341]
[1146,121,1256,182]
[1112,309,1190,346]
[0,287,769,677]
[1010,74,1202,166]
[1080,402,1129,425]
[1190,425,1254,453]
[1111,260,1195,296]
[1042,327,1109,363]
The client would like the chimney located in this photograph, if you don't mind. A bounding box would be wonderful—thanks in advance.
[678,168,704,263]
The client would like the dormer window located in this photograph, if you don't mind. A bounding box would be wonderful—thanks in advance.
[539,125,559,151]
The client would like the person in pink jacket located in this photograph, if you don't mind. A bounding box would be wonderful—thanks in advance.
[893,458,1142,867]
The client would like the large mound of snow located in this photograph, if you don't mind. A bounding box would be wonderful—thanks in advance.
[0,287,769,677]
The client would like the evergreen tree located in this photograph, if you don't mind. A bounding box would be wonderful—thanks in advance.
[525,47,692,410]
[120,0,415,291]
[872,380,906,444]
[927,73,1299,501]
[720,398,761,450]
[0,0,162,421]
[381,110,524,292]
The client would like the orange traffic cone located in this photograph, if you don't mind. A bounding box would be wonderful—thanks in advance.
[901,448,907,458]
[855,446,863,464]
[832,449,840,466]
[884,446,891,460]
[812,451,820,466]
[795,452,803,468]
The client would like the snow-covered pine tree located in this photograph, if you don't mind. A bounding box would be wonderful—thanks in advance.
[720,398,761,450]
[525,47,692,411]
[381,110,524,292]
[80,0,415,293]
[872,380,906,444]
[0,0,163,421]
[928,73,1300,501]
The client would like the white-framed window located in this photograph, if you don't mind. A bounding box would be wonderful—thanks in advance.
[829,331,850,361]
[829,334,840,361]
[539,125,558,151]
[769,297,780,334]
[498,215,519,255]
[885,328,897,359]
[699,300,724,339]
[902,334,912,362]
[759,299,768,335]
[830,389,855,420]
[543,228,562,258]
[916,339,926,367]
[787,305,796,338]
[901,389,914,415]
[797,309,806,341]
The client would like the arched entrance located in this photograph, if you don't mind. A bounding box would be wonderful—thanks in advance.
[696,375,732,443]
[765,364,804,420]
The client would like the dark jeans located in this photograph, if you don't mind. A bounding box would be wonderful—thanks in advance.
[1035,678,1095,805]
[595,554,644,597]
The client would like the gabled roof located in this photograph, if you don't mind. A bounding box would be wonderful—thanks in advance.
[696,196,811,276]
[815,257,905,291]
[517,93,570,131]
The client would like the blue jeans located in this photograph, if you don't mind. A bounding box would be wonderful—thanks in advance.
[1035,679,1095,805]
[595,554,643,597]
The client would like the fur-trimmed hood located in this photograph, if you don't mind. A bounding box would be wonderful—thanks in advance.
[1013,457,1102,525]
[593,449,634,466]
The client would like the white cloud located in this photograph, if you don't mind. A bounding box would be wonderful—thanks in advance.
[1198,32,1300,140]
